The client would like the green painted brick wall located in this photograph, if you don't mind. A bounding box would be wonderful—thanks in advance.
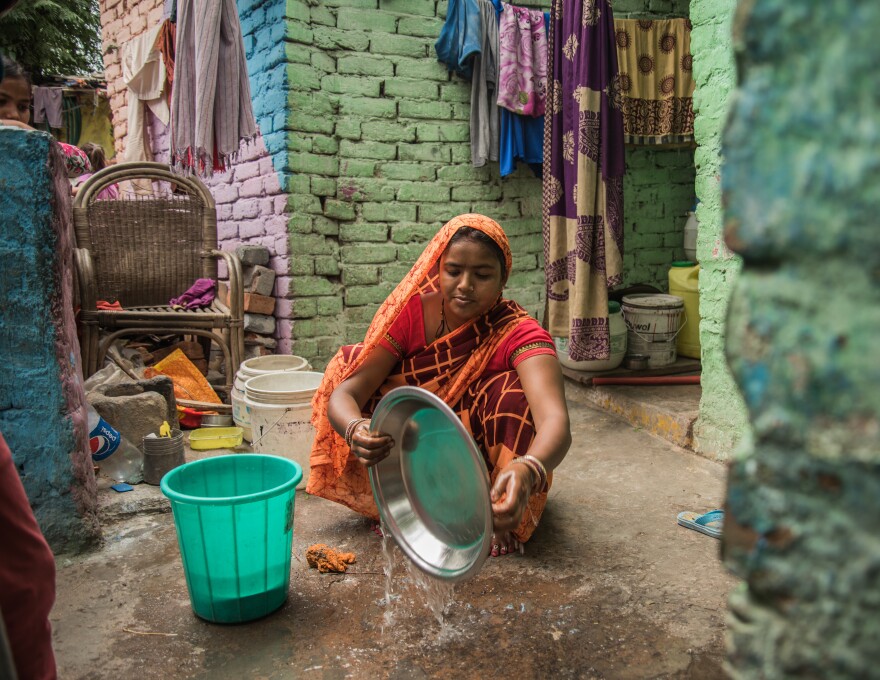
[285,0,693,367]
[690,0,749,460]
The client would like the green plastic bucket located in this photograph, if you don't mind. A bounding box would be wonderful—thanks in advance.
[160,454,302,623]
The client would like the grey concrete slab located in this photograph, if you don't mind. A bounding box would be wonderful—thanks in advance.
[566,380,701,452]
[52,398,736,679]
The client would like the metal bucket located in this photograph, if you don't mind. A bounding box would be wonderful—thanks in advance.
[142,429,185,485]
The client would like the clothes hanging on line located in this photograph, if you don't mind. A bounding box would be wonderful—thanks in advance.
[435,0,483,79]
[543,0,626,363]
[156,19,177,95]
[499,8,549,177]
[470,0,501,166]
[32,87,64,128]
[121,21,169,176]
[499,110,543,177]
[613,18,695,145]
[171,0,257,176]
[435,0,550,173]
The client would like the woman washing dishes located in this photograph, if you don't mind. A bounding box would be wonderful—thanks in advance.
[310,213,571,557]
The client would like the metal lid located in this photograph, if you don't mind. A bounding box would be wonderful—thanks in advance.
[369,386,493,582]
[621,293,684,310]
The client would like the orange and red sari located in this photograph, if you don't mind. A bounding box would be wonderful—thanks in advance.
[308,214,553,542]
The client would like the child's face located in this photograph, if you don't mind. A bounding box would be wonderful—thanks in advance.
[0,76,31,124]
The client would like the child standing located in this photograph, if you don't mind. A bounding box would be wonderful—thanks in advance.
[72,142,119,200]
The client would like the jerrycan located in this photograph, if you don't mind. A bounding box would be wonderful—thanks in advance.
[668,262,701,359]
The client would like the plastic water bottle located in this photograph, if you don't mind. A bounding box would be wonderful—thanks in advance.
[87,403,144,484]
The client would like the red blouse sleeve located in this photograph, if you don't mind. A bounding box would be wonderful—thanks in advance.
[485,318,557,373]
[378,295,424,359]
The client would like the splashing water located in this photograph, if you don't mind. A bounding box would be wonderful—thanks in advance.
[405,560,456,628]
[378,521,460,641]
[379,523,397,634]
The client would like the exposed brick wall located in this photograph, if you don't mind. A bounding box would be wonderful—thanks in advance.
[100,0,694,368]
[282,0,692,368]
[99,0,294,352]
[622,146,695,290]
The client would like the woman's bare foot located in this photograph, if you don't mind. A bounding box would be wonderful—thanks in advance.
[489,531,522,557]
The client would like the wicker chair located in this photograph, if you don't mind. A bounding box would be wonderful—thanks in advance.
[73,161,244,394]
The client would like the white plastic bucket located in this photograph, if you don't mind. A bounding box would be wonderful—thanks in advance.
[232,355,311,442]
[621,294,685,368]
[555,301,627,372]
[243,371,324,490]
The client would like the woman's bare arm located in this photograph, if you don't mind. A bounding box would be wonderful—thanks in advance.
[490,354,571,530]
[327,346,399,467]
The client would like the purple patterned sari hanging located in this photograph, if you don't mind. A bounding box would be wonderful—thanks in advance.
[542,0,625,362]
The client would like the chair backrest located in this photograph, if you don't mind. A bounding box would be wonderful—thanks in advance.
[73,162,218,308]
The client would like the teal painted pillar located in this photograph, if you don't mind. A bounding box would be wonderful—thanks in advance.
[0,130,100,553]
[722,1,880,675]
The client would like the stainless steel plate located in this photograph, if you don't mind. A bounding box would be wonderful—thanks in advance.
[369,386,493,582]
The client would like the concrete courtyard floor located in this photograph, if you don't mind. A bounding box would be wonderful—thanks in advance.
[52,393,738,679]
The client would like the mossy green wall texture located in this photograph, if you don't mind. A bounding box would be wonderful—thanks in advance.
[283,0,692,366]
[690,0,747,459]
[721,3,880,675]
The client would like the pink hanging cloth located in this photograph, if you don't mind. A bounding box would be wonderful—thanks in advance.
[496,4,548,117]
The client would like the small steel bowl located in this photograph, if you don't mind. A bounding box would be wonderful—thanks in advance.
[368,386,493,582]
[624,354,650,370]
[199,414,234,428]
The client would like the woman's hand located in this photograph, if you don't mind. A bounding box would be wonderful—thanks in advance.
[350,422,394,468]
[0,119,34,130]
[490,463,535,532]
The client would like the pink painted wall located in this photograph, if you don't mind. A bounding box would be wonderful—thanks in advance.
[100,0,292,352]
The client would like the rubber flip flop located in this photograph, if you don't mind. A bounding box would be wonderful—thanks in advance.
[677,509,724,539]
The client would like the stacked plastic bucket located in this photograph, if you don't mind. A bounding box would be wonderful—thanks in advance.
[231,355,312,441]
[231,355,324,490]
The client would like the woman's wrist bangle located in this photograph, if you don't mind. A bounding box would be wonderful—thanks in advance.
[344,417,368,447]
[522,455,548,492]
[509,457,543,494]
[511,455,548,493]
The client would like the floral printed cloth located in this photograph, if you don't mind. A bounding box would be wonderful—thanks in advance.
[613,18,695,144]
[57,142,91,178]
[497,4,548,117]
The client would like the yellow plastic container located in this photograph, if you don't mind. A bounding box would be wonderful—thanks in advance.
[668,262,701,359]
[189,427,244,450]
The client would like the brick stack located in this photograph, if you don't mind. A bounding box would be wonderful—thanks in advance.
[236,244,278,360]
